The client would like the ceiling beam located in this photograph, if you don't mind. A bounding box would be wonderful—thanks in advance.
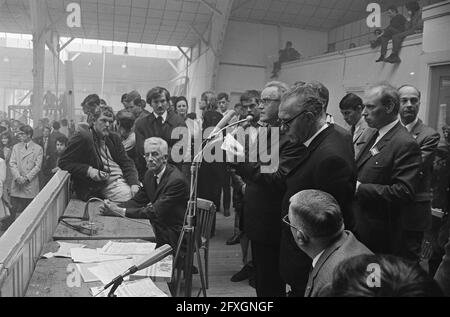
[198,0,223,17]
[166,59,179,72]
[60,37,75,52]
[190,24,210,48]
[177,46,191,63]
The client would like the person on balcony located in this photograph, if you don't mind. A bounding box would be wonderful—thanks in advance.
[375,5,407,63]
[384,1,423,64]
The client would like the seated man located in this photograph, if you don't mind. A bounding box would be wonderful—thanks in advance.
[375,5,406,63]
[59,94,140,202]
[285,190,372,297]
[100,137,189,249]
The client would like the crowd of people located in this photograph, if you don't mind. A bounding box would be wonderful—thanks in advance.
[0,78,450,298]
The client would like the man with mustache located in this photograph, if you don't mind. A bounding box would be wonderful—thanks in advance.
[398,84,440,261]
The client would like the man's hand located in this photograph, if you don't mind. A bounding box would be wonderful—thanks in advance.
[87,167,110,182]
[15,176,26,185]
[99,200,125,217]
[130,185,140,197]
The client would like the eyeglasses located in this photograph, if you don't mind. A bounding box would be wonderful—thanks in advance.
[280,110,308,133]
[282,214,305,235]
[400,97,419,105]
[259,98,281,105]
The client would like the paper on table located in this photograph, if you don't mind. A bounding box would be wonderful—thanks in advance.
[100,241,156,256]
[221,134,244,162]
[42,242,86,259]
[132,255,173,282]
[70,248,130,263]
[76,263,100,283]
[87,259,134,285]
[90,278,168,297]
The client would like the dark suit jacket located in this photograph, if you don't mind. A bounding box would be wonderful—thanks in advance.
[135,111,186,179]
[435,225,450,296]
[404,120,440,231]
[58,128,139,201]
[279,125,356,293]
[240,129,304,245]
[120,164,189,248]
[305,231,373,297]
[354,122,422,254]
[33,136,52,174]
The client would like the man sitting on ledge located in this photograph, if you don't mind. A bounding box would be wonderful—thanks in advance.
[99,137,189,249]
[59,94,140,202]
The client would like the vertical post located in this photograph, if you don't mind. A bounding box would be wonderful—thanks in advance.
[65,60,75,121]
[29,0,47,127]
[100,47,106,98]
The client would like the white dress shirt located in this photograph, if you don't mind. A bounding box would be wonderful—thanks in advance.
[371,119,399,150]
[402,117,419,133]
[304,124,329,148]
[312,250,325,268]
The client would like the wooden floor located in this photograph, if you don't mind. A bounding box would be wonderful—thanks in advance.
[190,210,256,297]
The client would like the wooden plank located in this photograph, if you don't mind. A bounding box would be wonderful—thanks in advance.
[25,240,170,297]
[53,200,155,241]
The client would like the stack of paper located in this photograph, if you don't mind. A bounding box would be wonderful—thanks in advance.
[42,242,86,259]
[70,248,130,263]
[132,255,173,282]
[100,241,156,255]
[90,278,168,297]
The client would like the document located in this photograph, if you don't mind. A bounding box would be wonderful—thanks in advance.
[88,259,134,285]
[76,263,100,283]
[132,255,173,282]
[70,248,129,263]
[42,242,86,259]
[90,278,168,297]
[221,133,244,161]
[100,241,156,256]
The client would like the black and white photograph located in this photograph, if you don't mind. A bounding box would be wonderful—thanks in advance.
[0,0,449,302]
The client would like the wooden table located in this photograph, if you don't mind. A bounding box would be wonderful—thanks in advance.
[53,200,155,241]
[25,240,171,297]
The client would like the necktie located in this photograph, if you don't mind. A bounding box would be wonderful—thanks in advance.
[155,116,163,135]
[351,125,356,137]
[25,144,28,151]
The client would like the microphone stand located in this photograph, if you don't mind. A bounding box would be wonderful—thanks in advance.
[173,117,249,297]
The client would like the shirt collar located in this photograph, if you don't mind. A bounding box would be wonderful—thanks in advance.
[312,250,325,268]
[402,117,419,133]
[157,111,168,124]
[304,123,329,148]
[156,165,167,184]
[355,117,365,131]
[378,119,399,139]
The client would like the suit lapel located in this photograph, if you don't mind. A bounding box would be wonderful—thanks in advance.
[355,129,377,163]
[306,234,347,296]
[154,165,172,200]
[410,119,423,140]
[289,125,333,176]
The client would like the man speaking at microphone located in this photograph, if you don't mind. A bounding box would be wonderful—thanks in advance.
[99,137,189,249]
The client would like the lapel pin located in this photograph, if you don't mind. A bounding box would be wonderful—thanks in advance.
[370,147,380,156]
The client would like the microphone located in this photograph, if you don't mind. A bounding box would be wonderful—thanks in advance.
[102,244,172,290]
[208,109,237,139]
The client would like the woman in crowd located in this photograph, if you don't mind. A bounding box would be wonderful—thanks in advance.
[175,96,202,169]
[0,144,11,232]
[197,91,225,235]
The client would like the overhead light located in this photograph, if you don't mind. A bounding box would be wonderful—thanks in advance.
[88,60,92,66]
[410,72,415,76]
[121,64,127,69]
[3,57,9,63]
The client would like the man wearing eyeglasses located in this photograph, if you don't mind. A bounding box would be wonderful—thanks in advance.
[276,83,356,297]
[398,85,440,261]
[285,190,372,297]
[234,81,305,297]
[134,87,186,181]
